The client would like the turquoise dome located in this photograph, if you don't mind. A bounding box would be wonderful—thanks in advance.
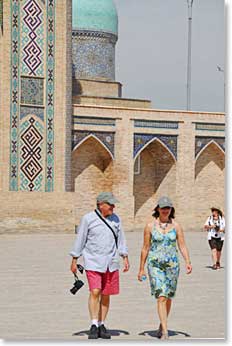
[72,0,118,35]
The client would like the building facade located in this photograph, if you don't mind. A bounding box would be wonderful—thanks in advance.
[0,0,225,233]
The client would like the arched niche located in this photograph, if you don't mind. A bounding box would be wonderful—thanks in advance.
[133,138,176,226]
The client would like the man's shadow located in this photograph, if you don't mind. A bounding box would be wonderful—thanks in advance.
[139,329,191,338]
[73,329,130,337]
[205,265,224,269]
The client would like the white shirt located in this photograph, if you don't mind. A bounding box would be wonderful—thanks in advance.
[204,215,225,241]
[70,210,128,272]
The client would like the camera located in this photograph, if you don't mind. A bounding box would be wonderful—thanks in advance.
[70,276,84,294]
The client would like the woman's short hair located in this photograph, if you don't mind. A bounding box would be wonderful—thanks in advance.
[152,205,175,219]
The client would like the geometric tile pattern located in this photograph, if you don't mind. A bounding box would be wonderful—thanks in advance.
[73,116,116,127]
[195,136,225,158]
[21,77,44,105]
[10,0,55,192]
[19,117,44,191]
[195,122,225,132]
[21,0,44,76]
[72,130,115,158]
[134,119,179,129]
[134,133,178,160]
[10,0,20,191]
[45,0,55,191]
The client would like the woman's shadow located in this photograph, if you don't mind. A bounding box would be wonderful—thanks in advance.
[139,328,191,338]
[73,329,130,337]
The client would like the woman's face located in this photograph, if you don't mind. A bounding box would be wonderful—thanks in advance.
[158,207,172,219]
[212,210,219,218]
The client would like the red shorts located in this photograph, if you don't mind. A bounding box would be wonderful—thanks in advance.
[86,269,119,295]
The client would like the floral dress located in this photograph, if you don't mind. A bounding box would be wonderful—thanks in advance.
[147,225,180,299]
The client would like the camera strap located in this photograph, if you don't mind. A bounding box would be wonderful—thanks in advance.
[94,209,118,248]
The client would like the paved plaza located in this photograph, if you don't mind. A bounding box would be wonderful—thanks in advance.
[0,231,225,341]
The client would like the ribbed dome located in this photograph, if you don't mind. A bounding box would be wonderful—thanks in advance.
[72,0,118,35]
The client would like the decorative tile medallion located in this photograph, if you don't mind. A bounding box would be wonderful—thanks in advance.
[195,136,225,158]
[134,133,178,160]
[72,131,115,158]
[21,76,44,105]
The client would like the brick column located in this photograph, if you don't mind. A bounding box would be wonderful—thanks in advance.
[176,120,195,230]
[113,115,135,230]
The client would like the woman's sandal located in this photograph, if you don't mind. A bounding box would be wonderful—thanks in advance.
[212,264,217,270]
[161,332,169,340]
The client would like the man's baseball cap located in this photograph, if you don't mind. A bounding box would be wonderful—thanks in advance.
[157,196,173,208]
[96,192,119,205]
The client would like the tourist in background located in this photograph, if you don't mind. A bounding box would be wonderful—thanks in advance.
[204,207,225,270]
[138,196,192,340]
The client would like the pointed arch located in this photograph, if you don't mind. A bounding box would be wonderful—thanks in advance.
[73,134,114,160]
[134,137,176,163]
[195,140,225,161]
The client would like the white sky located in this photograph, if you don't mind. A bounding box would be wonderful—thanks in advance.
[114,0,225,112]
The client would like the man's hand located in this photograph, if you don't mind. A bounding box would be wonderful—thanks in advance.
[70,258,77,274]
[122,256,130,272]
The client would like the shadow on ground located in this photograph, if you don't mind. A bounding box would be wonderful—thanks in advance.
[73,329,130,337]
[139,329,191,338]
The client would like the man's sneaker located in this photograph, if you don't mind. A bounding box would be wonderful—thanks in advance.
[98,324,111,339]
[88,324,99,339]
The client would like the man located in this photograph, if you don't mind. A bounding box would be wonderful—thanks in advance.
[70,192,130,339]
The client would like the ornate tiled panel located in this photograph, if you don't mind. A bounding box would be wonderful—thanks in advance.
[21,0,44,76]
[134,133,178,160]
[195,136,225,157]
[134,119,178,129]
[72,130,115,158]
[21,77,44,105]
[10,0,55,191]
[195,122,225,132]
[73,116,116,126]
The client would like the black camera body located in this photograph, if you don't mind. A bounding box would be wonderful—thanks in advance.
[70,278,84,294]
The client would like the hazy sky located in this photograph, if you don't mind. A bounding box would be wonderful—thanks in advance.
[114,0,225,112]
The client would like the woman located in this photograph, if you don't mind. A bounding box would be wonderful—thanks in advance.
[204,207,225,270]
[138,196,192,340]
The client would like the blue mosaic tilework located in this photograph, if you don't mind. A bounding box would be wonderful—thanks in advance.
[19,117,44,191]
[21,77,44,105]
[134,120,178,129]
[21,0,44,76]
[195,136,225,158]
[72,130,115,158]
[73,116,115,126]
[72,30,116,80]
[134,133,178,160]
[20,106,44,121]
[45,0,55,191]
[195,123,225,132]
[10,0,20,191]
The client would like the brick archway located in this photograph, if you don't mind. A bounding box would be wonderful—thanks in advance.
[72,135,113,213]
[194,141,225,224]
[133,138,176,226]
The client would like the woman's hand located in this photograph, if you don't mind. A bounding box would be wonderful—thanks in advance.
[186,263,192,274]
[138,270,147,281]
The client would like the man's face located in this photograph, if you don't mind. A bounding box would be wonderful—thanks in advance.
[99,202,115,217]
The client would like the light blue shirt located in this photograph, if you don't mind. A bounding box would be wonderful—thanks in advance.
[70,210,128,272]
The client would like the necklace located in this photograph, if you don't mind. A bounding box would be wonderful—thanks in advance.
[158,220,169,230]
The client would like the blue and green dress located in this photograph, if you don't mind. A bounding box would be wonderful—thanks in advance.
[147,225,180,299]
